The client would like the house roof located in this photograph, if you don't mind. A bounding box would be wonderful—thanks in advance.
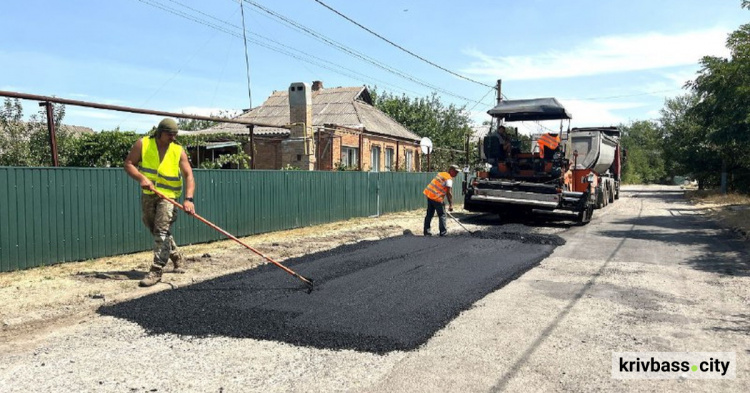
[190,85,420,141]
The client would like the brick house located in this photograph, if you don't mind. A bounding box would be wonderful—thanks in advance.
[191,81,422,172]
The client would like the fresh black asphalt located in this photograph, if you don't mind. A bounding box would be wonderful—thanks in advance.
[98,232,564,354]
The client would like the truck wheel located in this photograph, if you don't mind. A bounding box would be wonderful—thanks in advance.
[576,204,594,225]
[614,186,620,200]
[608,185,615,203]
[595,187,605,209]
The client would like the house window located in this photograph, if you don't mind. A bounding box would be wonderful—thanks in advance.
[341,146,359,168]
[385,148,394,171]
[405,150,413,172]
[370,146,381,172]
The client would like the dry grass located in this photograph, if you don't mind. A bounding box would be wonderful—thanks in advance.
[686,189,750,239]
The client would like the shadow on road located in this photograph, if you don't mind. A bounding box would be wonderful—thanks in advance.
[98,234,562,353]
[597,210,750,277]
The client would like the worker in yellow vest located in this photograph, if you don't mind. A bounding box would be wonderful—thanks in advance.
[124,118,196,287]
[423,164,460,236]
[537,132,561,159]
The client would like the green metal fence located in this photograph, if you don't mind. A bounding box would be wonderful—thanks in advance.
[0,167,463,272]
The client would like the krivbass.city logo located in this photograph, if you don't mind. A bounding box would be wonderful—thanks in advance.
[612,352,736,379]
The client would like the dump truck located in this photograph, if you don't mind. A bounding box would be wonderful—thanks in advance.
[463,97,623,224]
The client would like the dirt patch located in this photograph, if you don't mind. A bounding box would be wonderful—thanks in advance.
[0,210,424,344]
[686,190,750,239]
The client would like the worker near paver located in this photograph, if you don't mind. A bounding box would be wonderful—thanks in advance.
[423,164,460,237]
[497,125,512,159]
[124,118,196,287]
[537,132,561,159]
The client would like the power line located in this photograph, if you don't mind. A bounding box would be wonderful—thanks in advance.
[310,0,495,89]
[240,0,493,107]
[468,87,496,112]
[135,0,425,98]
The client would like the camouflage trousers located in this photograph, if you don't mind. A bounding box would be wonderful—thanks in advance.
[141,193,180,270]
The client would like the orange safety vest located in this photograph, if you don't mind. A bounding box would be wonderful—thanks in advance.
[423,172,452,203]
[537,133,560,152]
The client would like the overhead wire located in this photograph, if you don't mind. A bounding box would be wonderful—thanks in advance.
[239,0,493,107]
[135,0,426,98]
[310,0,495,90]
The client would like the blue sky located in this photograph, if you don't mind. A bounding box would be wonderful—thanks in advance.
[1,0,746,135]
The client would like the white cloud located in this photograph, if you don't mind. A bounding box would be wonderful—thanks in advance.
[462,28,731,80]
[558,100,646,126]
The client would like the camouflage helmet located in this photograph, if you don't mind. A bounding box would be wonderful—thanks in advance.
[156,118,179,136]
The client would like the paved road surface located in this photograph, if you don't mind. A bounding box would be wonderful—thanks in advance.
[0,185,747,392]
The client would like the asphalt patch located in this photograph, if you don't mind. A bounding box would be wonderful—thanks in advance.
[98,233,563,354]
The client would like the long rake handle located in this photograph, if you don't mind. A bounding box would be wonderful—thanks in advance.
[446,211,474,235]
[149,188,313,288]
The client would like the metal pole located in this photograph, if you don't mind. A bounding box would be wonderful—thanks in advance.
[0,90,280,128]
[496,79,502,106]
[427,147,431,172]
[248,125,255,169]
[39,101,59,167]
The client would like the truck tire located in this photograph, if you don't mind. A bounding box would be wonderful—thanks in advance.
[576,203,594,225]
[595,187,605,209]
[608,184,615,203]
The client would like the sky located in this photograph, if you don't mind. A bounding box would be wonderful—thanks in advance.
[1,0,747,136]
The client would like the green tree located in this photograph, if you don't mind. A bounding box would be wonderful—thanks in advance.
[66,131,143,167]
[0,98,72,166]
[686,2,750,191]
[620,120,666,184]
[370,88,474,170]
[660,93,721,189]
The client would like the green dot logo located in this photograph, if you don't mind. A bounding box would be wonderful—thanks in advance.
[692,365,698,372]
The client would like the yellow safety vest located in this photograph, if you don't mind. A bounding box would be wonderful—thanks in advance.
[423,172,452,203]
[139,137,184,199]
[538,133,560,152]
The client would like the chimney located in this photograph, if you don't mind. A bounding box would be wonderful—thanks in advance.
[312,80,324,91]
[284,82,316,170]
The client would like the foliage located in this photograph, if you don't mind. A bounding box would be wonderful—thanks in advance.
[684,2,750,191]
[281,163,302,171]
[660,93,722,189]
[335,162,358,171]
[199,152,252,169]
[620,120,666,184]
[176,110,237,131]
[0,98,74,166]
[66,130,143,167]
[370,88,474,170]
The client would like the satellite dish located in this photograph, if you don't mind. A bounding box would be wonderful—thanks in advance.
[420,137,433,154]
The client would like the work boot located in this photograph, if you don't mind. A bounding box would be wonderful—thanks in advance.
[439,231,447,237]
[423,232,432,237]
[170,252,186,274]
[139,267,163,287]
